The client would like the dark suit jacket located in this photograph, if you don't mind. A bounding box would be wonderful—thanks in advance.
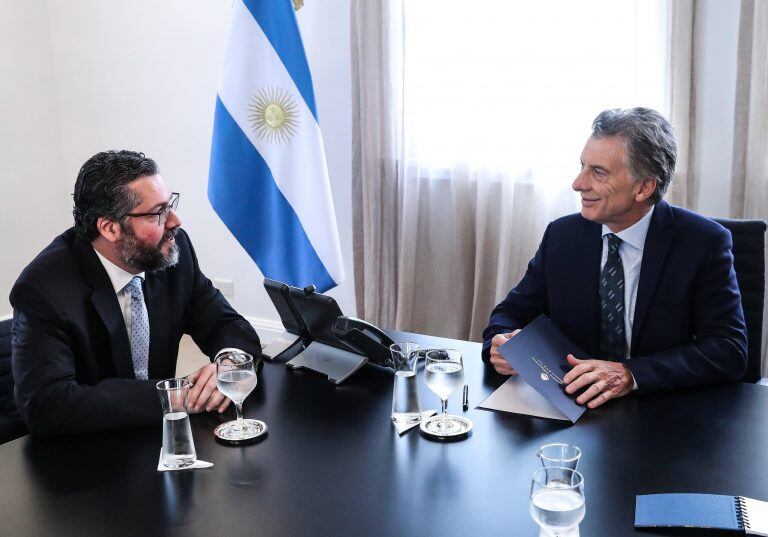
[10,228,261,436]
[482,202,748,393]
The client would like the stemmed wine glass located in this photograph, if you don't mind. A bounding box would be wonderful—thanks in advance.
[422,349,472,437]
[529,467,585,537]
[215,351,263,442]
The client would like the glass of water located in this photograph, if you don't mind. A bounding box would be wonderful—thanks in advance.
[529,467,585,537]
[390,342,422,426]
[537,443,581,471]
[156,378,196,469]
[215,351,259,441]
[422,349,471,436]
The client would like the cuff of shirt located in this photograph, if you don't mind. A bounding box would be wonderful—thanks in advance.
[627,364,638,391]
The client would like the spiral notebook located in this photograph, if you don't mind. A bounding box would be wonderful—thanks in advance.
[635,494,768,535]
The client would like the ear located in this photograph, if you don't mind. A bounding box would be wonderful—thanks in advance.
[634,177,657,203]
[95,216,123,243]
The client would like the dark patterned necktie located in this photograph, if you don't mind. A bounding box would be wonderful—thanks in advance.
[599,234,626,361]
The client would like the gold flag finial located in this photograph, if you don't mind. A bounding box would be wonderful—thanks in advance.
[293,0,304,11]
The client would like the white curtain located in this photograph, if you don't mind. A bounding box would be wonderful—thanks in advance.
[352,1,670,341]
[730,0,768,372]
[665,0,699,209]
[350,0,404,329]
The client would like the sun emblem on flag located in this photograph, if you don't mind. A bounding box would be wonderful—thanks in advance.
[248,88,299,145]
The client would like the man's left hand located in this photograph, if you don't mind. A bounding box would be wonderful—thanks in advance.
[186,363,231,414]
[563,354,633,409]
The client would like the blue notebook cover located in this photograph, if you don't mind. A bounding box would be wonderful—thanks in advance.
[497,315,587,423]
[635,493,742,531]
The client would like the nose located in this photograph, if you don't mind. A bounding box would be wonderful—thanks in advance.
[572,169,588,192]
[165,208,182,228]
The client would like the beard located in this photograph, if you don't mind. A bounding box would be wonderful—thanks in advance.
[117,225,180,272]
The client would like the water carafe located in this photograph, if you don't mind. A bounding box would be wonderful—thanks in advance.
[156,378,197,469]
[390,342,422,425]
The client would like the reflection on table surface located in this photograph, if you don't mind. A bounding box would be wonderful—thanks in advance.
[1,330,766,537]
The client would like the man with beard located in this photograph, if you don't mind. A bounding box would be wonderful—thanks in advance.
[10,150,262,436]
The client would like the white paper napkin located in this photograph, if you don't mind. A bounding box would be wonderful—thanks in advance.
[393,410,437,435]
[157,450,214,472]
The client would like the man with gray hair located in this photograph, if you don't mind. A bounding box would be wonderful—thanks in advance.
[482,107,747,408]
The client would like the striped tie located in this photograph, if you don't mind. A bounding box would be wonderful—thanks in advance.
[599,234,626,361]
[124,276,150,380]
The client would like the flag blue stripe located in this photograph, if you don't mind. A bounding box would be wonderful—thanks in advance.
[208,97,335,291]
[241,0,318,121]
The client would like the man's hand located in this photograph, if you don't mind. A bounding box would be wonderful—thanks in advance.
[563,354,633,409]
[489,330,521,375]
[186,363,231,414]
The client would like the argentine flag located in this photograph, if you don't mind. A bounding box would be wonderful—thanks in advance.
[208,0,344,292]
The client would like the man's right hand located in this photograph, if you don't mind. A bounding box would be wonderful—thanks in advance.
[489,330,521,375]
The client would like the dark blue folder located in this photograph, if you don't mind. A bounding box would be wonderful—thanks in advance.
[497,315,586,423]
[635,493,757,533]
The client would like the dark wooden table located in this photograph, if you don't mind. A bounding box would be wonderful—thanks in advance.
[1,330,766,537]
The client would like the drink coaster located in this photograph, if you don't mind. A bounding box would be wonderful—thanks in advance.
[419,415,473,441]
[214,419,268,445]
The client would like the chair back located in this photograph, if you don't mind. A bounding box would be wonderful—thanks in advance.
[713,218,767,383]
[0,318,27,443]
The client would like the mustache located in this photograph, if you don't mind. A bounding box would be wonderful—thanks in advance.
[162,227,178,242]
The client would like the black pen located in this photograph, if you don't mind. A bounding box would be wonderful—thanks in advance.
[462,384,469,411]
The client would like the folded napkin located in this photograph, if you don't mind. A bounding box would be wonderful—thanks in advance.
[157,450,214,472]
[393,410,437,435]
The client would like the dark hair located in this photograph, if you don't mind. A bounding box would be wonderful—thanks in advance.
[591,108,676,204]
[72,150,159,240]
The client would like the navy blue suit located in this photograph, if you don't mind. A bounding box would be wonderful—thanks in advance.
[10,228,262,436]
[482,201,748,393]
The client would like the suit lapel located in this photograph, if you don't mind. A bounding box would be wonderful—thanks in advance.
[76,236,135,379]
[144,273,170,379]
[631,202,675,355]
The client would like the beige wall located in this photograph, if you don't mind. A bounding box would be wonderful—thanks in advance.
[0,1,71,316]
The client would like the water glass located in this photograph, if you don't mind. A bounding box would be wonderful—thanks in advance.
[422,349,471,436]
[156,378,196,469]
[390,342,422,425]
[537,443,581,470]
[529,467,585,537]
[215,351,259,441]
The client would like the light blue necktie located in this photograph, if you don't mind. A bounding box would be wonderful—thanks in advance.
[125,276,149,380]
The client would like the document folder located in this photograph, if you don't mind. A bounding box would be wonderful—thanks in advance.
[635,493,768,536]
[497,315,587,423]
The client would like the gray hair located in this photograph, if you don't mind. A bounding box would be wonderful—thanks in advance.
[591,108,676,205]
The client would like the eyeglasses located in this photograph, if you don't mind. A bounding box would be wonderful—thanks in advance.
[121,192,180,226]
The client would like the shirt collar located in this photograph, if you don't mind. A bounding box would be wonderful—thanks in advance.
[93,246,145,295]
[601,205,655,252]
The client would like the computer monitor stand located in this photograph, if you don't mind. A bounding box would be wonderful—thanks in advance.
[286,341,368,385]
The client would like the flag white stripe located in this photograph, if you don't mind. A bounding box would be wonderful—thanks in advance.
[217,0,344,282]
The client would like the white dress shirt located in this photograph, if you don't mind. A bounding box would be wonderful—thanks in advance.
[600,205,655,360]
[93,247,145,344]
[93,247,247,378]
